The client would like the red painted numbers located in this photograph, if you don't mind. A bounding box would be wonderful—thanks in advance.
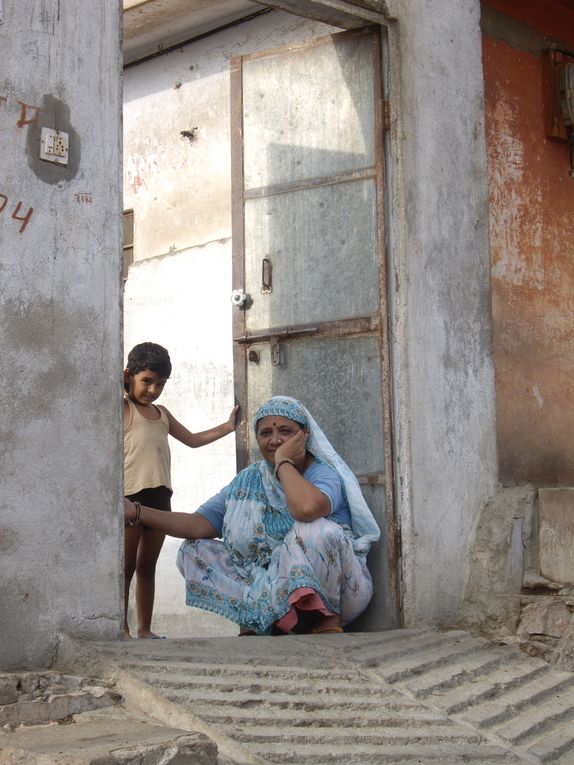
[0,193,33,233]
[0,94,42,129]
[1,93,40,233]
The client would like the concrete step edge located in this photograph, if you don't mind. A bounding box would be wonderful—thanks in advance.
[374,642,510,683]
[0,715,218,765]
[431,665,554,715]
[405,653,547,699]
[459,674,574,728]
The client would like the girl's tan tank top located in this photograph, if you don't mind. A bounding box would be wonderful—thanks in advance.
[124,396,171,495]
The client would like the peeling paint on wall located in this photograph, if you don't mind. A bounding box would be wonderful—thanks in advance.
[483,4,574,485]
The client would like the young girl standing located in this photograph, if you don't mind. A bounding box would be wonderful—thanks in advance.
[124,341,238,639]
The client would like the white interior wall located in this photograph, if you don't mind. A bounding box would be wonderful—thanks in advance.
[123,11,337,636]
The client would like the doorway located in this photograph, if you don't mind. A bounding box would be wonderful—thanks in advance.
[122,10,398,635]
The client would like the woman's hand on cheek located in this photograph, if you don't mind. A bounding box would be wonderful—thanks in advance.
[275,429,307,470]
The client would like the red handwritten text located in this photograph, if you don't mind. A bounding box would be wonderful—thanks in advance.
[0,94,42,129]
[0,193,33,233]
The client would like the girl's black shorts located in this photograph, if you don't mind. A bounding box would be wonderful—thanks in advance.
[125,485,172,512]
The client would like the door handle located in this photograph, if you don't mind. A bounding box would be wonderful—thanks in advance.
[261,257,272,293]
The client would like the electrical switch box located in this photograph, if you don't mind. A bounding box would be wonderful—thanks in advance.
[40,127,69,165]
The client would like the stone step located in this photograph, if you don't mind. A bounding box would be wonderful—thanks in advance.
[198,706,450,727]
[161,686,409,711]
[399,646,546,699]
[121,660,363,682]
[489,693,574,746]
[415,663,552,715]
[348,630,475,671]
[134,671,391,696]
[0,714,218,765]
[459,671,574,731]
[528,717,574,763]
[370,637,495,683]
[0,671,121,729]
[229,723,483,746]
[244,740,524,763]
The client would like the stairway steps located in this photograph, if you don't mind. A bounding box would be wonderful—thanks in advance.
[458,672,574,731]
[227,722,483,745]
[371,640,498,683]
[487,695,574,746]
[161,686,411,711]
[349,631,474,671]
[135,671,387,695]
[245,740,522,763]
[0,715,218,764]
[529,718,574,763]
[399,646,543,699]
[122,660,361,681]
[198,707,451,727]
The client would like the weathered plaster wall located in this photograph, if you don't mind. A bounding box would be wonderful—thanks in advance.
[389,0,499,626]
[0,1,123,668]
[122,11,336,635]
[482,1,574,486]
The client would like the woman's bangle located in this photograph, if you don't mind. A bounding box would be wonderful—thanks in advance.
[274,458,296,480]
[127,501,141,527]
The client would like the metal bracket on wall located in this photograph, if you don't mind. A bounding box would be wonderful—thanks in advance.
[270,337,281,366]
[261,257,272,293]
[543,49,574,141]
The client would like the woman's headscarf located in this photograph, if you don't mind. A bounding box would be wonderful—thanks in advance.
[254,396,380,555]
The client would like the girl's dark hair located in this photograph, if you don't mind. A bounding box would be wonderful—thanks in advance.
[126,342,172,379]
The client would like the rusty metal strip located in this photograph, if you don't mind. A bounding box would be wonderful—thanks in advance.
[373,26,400,627]
[230,56,249,472]
[244,167,377,200]
[238,25,376,64]
[249,1,386,30]
[234,315,380,344]
[356,472,386,486]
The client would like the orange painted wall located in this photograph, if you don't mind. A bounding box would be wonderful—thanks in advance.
[483,0,574,485]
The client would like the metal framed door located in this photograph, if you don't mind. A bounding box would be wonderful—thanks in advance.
[230,27,399,629]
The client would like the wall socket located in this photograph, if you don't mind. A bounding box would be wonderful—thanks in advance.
[40,127,69,165]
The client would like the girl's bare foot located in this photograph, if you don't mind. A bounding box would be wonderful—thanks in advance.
[124,629,132,640]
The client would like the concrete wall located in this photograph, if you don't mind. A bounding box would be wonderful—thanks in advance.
[482,0,574,486]
[0,1,123,668]
[123,11,337,636]
[387,0,499,626]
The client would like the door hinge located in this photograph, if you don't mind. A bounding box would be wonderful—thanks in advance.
[383,100,391,132]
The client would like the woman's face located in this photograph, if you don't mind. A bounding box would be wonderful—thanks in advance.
[256,415,304,464]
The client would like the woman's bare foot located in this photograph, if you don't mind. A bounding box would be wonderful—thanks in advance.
[137,629,165,639]
[124,628,132,640]
[310,614,343,634]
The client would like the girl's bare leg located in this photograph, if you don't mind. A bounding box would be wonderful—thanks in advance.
[135,526,166,638]
[124,525,143,638]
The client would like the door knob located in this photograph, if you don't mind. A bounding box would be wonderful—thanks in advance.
[231,289,247,307]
